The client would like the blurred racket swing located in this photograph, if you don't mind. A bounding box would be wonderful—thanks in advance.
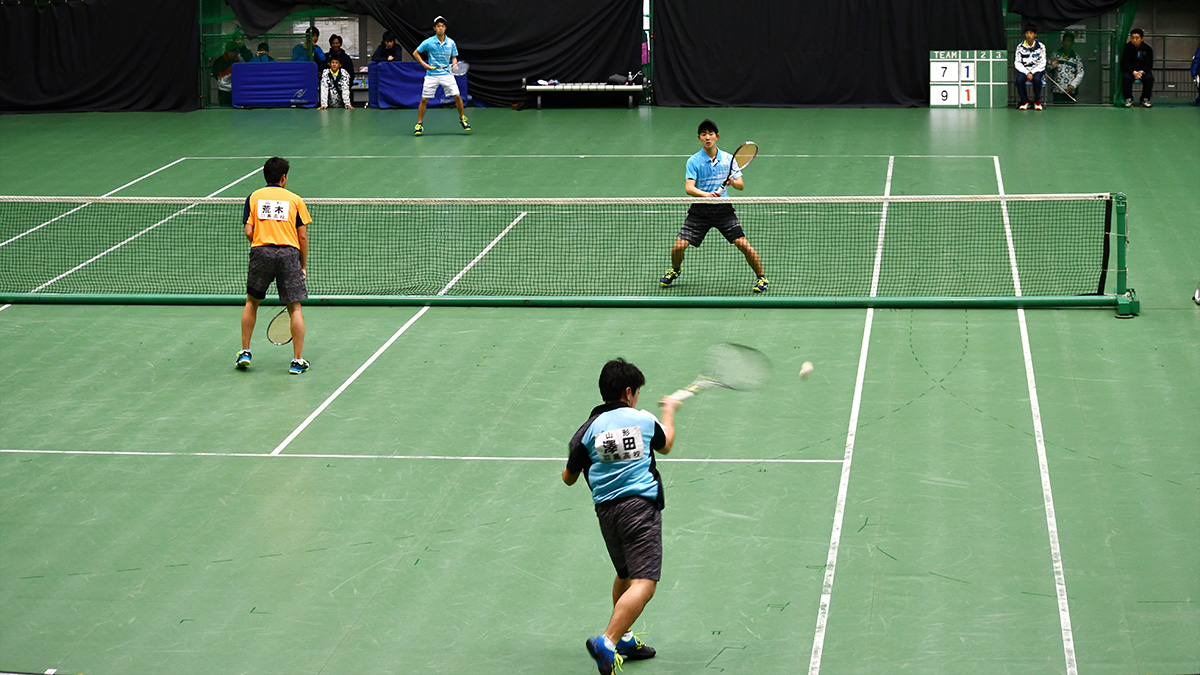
[0,193,1136,316]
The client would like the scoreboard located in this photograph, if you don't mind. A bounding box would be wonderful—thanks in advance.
[929,50,1008,108]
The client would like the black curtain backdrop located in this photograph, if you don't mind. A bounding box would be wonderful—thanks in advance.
[0,0,199,113]
[227,0,643,106]
[1007,0,1129,31]
[655,0,1004,107]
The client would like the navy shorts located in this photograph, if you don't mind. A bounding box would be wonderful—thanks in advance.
[247,245,307,304]
[595,496,663,581]
[679,203,745,246]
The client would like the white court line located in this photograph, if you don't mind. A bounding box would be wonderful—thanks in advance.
[30,168,260,293]
[994,156,1078,675]
[808,155,892,675]
[181,154,997,160]
[269,212,529,456]
[0,448,841,463]
[0,157,188,248]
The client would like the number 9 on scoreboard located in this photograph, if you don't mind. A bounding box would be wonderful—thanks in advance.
[930,85,958,106]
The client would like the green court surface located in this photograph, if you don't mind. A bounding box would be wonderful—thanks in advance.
[0,105,1197,674]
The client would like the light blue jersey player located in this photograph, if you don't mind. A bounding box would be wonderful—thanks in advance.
[660,119,768,294]
[411,15,470,135]
[564,359,680,673]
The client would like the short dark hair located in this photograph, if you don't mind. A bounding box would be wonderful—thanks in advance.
[327,54,341,65]
[263,157,289,185]
[257,42,270,52]
[329,34,342,46]
[1130,28,1144,37]
[382,31,395,43]
[1023,23,1037,34]
[599,358,645,402]
[697,118,718,135]
[1061,32,1074,42]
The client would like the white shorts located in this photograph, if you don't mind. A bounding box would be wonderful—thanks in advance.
[422,73,460,99]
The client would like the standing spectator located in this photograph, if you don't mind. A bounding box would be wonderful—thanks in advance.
[210,41,241,106]
[1014,24,1046,111]
[372,31,402,62]
[292,27,326,67]
[1050,32,1084,101]
[1191,42,1199,106]
[319,55,353,109]
[326,34,355,76]
[249,43,274,63]
[1121,28,1154,108]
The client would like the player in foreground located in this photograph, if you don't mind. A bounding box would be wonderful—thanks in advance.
[660,119,768,293]
[237,157,312,374]
[411,15,470,136]
[564,359,679,674]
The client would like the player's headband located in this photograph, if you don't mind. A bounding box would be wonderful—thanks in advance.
[434,15,447,26]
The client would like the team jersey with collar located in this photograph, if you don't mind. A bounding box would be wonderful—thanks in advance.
[567,402,667,508]
[686,148,741,196]
[243,185,312,249]
[416,35,458,76]
[1015,40,1047,74]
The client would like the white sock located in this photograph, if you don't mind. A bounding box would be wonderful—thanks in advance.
[621,631,633,642]
[604,636,617,651]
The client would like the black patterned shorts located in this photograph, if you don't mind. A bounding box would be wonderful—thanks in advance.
[595,496,663,581]
[679,203,745,247]
[247,245,307,304]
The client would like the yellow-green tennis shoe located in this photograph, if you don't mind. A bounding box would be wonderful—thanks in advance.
[753,275,769,293]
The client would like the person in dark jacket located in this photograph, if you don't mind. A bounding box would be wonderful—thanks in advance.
[326,34,355,76]
[210,42,241,106]
[371,31,403,62]
[1121,28,1154,108]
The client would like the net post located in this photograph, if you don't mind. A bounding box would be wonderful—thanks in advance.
[1112,193,1139,318]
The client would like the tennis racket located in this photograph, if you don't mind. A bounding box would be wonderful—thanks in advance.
[721,141,759,187]
[266,308,292,346]
[1042,71,1076,102]
[668,343,772,401]
[429,61,468,75]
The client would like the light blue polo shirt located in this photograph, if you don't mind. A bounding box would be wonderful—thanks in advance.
[567,403,666,506]
[416,35,458,76]
[686,148,740,196]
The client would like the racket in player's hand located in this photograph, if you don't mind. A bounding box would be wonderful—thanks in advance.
[267,309,293,346]
[668,343,772,401]
[721,141,759,188]
[429,62,468,75]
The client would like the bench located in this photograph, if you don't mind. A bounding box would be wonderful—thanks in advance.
[521,78,645,109]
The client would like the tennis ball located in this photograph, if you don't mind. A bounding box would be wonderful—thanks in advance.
[799,361,814,379]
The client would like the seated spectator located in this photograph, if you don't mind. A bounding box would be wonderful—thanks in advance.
[372,31,402,62]
[326,34,355,75]
[211,41,241,106]
[1013,24,1046,111]
[292,27,326,66]
[1049,32,1083,101]
[249,42,274,63]
[319,55,353,109]
[1121,28,1154,108]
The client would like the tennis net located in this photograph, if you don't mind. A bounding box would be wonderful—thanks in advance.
[0,194,1131,309]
